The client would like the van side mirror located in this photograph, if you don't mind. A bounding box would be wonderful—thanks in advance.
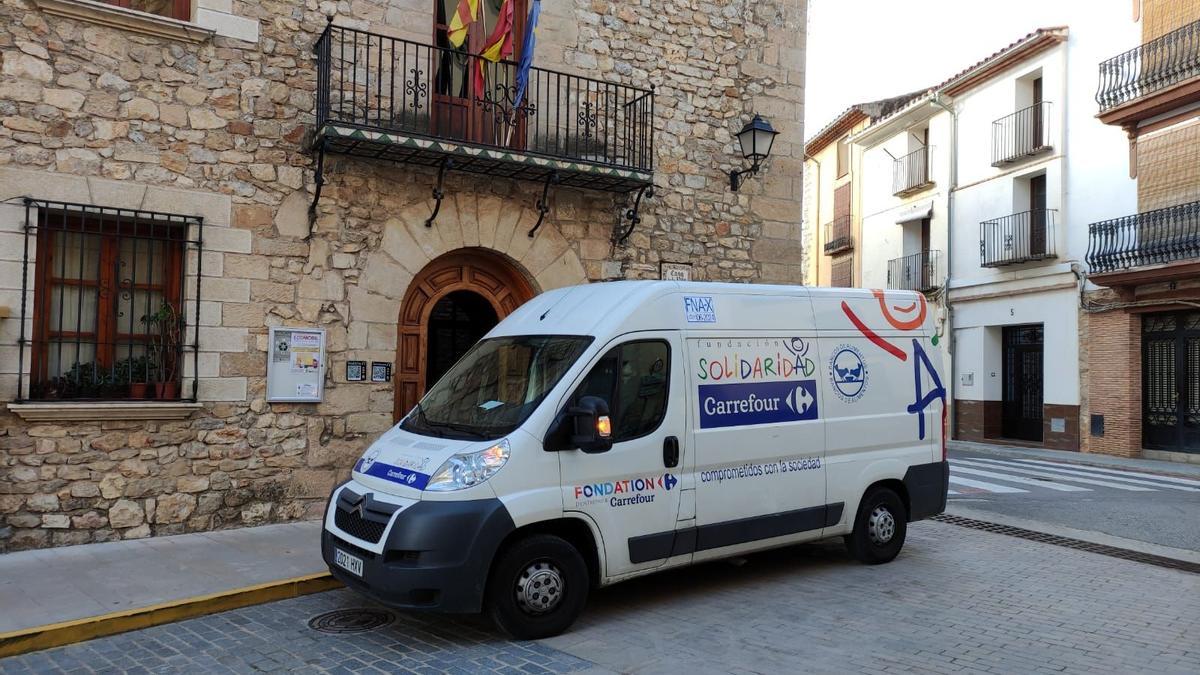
[545,396,613,453]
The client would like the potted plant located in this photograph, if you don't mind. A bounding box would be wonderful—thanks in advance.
[143,301,181,400]
[116,355,150,399]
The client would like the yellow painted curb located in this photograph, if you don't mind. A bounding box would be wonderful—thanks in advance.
[0,572,341,659]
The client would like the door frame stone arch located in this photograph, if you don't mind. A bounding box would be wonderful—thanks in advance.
[394,248,537,422]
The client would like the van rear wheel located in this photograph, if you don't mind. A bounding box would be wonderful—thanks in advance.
[845,487,907,564]
[486,534,589,640]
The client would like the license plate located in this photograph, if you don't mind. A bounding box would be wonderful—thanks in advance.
[334,548,363,577]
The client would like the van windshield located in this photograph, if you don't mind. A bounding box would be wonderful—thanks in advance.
[400,335,593,441]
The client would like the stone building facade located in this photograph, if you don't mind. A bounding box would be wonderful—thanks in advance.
[0,0,806,550]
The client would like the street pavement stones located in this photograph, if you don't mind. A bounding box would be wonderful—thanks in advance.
[1,520,1197,674]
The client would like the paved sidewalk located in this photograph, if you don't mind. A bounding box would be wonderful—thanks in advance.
[0,521,324,634]
[949,439,1200,478]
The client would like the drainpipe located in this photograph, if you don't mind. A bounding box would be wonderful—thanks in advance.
[930,92,958,437]
[805,153,822,286]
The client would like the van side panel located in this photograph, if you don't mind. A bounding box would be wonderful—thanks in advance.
[813,290,947,531]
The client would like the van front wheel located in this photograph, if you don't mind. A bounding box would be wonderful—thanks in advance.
[845,487,907,564]
[486,534,589,640]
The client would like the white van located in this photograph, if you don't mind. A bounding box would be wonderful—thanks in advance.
[322,281,949,638]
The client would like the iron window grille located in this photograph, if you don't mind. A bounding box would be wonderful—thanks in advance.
[15,199,203,402]
[823,215,853,254]
[892,147,932,196]
[887,250,941,292]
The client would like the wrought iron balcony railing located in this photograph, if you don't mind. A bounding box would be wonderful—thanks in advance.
[1097,19,1200,112]
[887,250,941,292]
[313,24,654,191]
[893,148,932,196]
[824,215,852,254]
[1086,200,1200,274]
[980,209,1057,267]
[992,102,1052,166]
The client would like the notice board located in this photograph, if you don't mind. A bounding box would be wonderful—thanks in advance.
[266,326,326,402]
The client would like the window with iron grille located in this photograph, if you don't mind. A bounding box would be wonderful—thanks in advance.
[16,200,202,402]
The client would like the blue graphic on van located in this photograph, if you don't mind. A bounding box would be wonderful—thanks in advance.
[698,380,818,429]
[355,457,432,490]
[829,344,868,402]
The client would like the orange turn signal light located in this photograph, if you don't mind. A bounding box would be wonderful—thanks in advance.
[596,415,612,438]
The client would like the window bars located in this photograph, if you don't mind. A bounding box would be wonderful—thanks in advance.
[15,199,203,402]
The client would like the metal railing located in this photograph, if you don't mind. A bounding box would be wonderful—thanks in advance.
[980,209,1057,267]
[1086,200,1200,273]
[314,23,654,171]
[830,255,853,288]
[893,147,931,196]
[1097,18,1200,112]
[824,215,852,254]
[992,102,1052,165]
[887,250,941,292]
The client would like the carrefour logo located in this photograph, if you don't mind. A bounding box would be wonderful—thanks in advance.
[829,344,868,403]
[574,473,677,508]
[697,380,818,429]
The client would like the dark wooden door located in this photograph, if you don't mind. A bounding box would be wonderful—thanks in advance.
[431,0,526,148]
[1031,76,1044,150]
[1029,174,1047,256]
[1002,324,1044,442]
[1143,311,1200,452]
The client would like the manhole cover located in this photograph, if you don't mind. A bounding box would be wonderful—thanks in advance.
[307,608,395,634]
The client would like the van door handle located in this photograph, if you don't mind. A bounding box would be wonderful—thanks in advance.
[663,436,679,468]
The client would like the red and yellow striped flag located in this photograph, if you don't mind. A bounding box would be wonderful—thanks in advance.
[447,0,479,48]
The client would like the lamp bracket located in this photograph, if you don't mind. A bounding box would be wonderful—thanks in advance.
[424,157,454,228]
[527,171,559,238]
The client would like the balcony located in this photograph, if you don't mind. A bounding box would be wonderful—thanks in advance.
[312,24,653,194]
[887,250,941,292]
[824,215,852,254]
[991,102,1052,166]
[892,148,933,197]
[1086,200,1200,286]
[1096,19,1200,116]
[980,209,1057,267]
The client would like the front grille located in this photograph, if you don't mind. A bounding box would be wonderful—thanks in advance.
[335,507,387,544]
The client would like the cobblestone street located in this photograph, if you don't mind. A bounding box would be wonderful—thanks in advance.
[1,521,1196,674]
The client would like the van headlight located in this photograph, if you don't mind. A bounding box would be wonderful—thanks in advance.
[425,439,510,492]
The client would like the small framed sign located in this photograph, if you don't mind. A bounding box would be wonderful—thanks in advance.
[371,361,392,383]
[266,326,326,402]
[661,262,692,281]
[346,360,367,382]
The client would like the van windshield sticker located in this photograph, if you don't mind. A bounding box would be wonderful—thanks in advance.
[478,400,504,410]
[683,296,716,323]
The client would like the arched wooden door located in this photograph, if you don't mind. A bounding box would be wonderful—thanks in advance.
[394,249,536,422]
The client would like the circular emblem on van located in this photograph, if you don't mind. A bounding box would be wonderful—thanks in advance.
[829,344,868,403]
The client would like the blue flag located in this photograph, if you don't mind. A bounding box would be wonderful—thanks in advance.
[513,0,540,111]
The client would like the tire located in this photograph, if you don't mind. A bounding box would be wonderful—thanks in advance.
[844,486,907,565]
[486,534,589,640]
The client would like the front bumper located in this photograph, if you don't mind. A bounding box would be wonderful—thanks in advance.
[322,494,515,614]
[903,460,949,522]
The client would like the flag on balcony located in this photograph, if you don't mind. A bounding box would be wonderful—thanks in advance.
[473,0,515,99]
[447,0,479,49]
[513,0,541,111]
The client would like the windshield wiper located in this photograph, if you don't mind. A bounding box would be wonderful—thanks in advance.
[414,402,489,440]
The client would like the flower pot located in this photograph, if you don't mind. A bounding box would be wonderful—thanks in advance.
[155,382,178,400]
[129,382,149,399]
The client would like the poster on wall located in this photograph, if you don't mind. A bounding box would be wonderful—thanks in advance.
[267,326,327,402]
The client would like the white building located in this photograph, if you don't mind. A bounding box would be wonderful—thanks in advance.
[850,17,1137,451]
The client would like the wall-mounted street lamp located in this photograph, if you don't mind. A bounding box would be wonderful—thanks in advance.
[730,114,779,191]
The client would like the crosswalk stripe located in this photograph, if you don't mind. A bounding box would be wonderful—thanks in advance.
[951,466,1091,492]
[948,475,1028,494]
[954,458,1158,492]
[962,457,1200,493]
[1012,458,1200,488]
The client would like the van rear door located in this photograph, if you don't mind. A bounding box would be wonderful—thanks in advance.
[558,332,688,577]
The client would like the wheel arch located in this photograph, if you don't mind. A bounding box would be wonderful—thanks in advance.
[487,516,604,589]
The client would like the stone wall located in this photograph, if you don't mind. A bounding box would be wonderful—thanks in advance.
[0,0,805,551]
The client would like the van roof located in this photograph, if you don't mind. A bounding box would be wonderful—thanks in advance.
[489,281,929,339]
